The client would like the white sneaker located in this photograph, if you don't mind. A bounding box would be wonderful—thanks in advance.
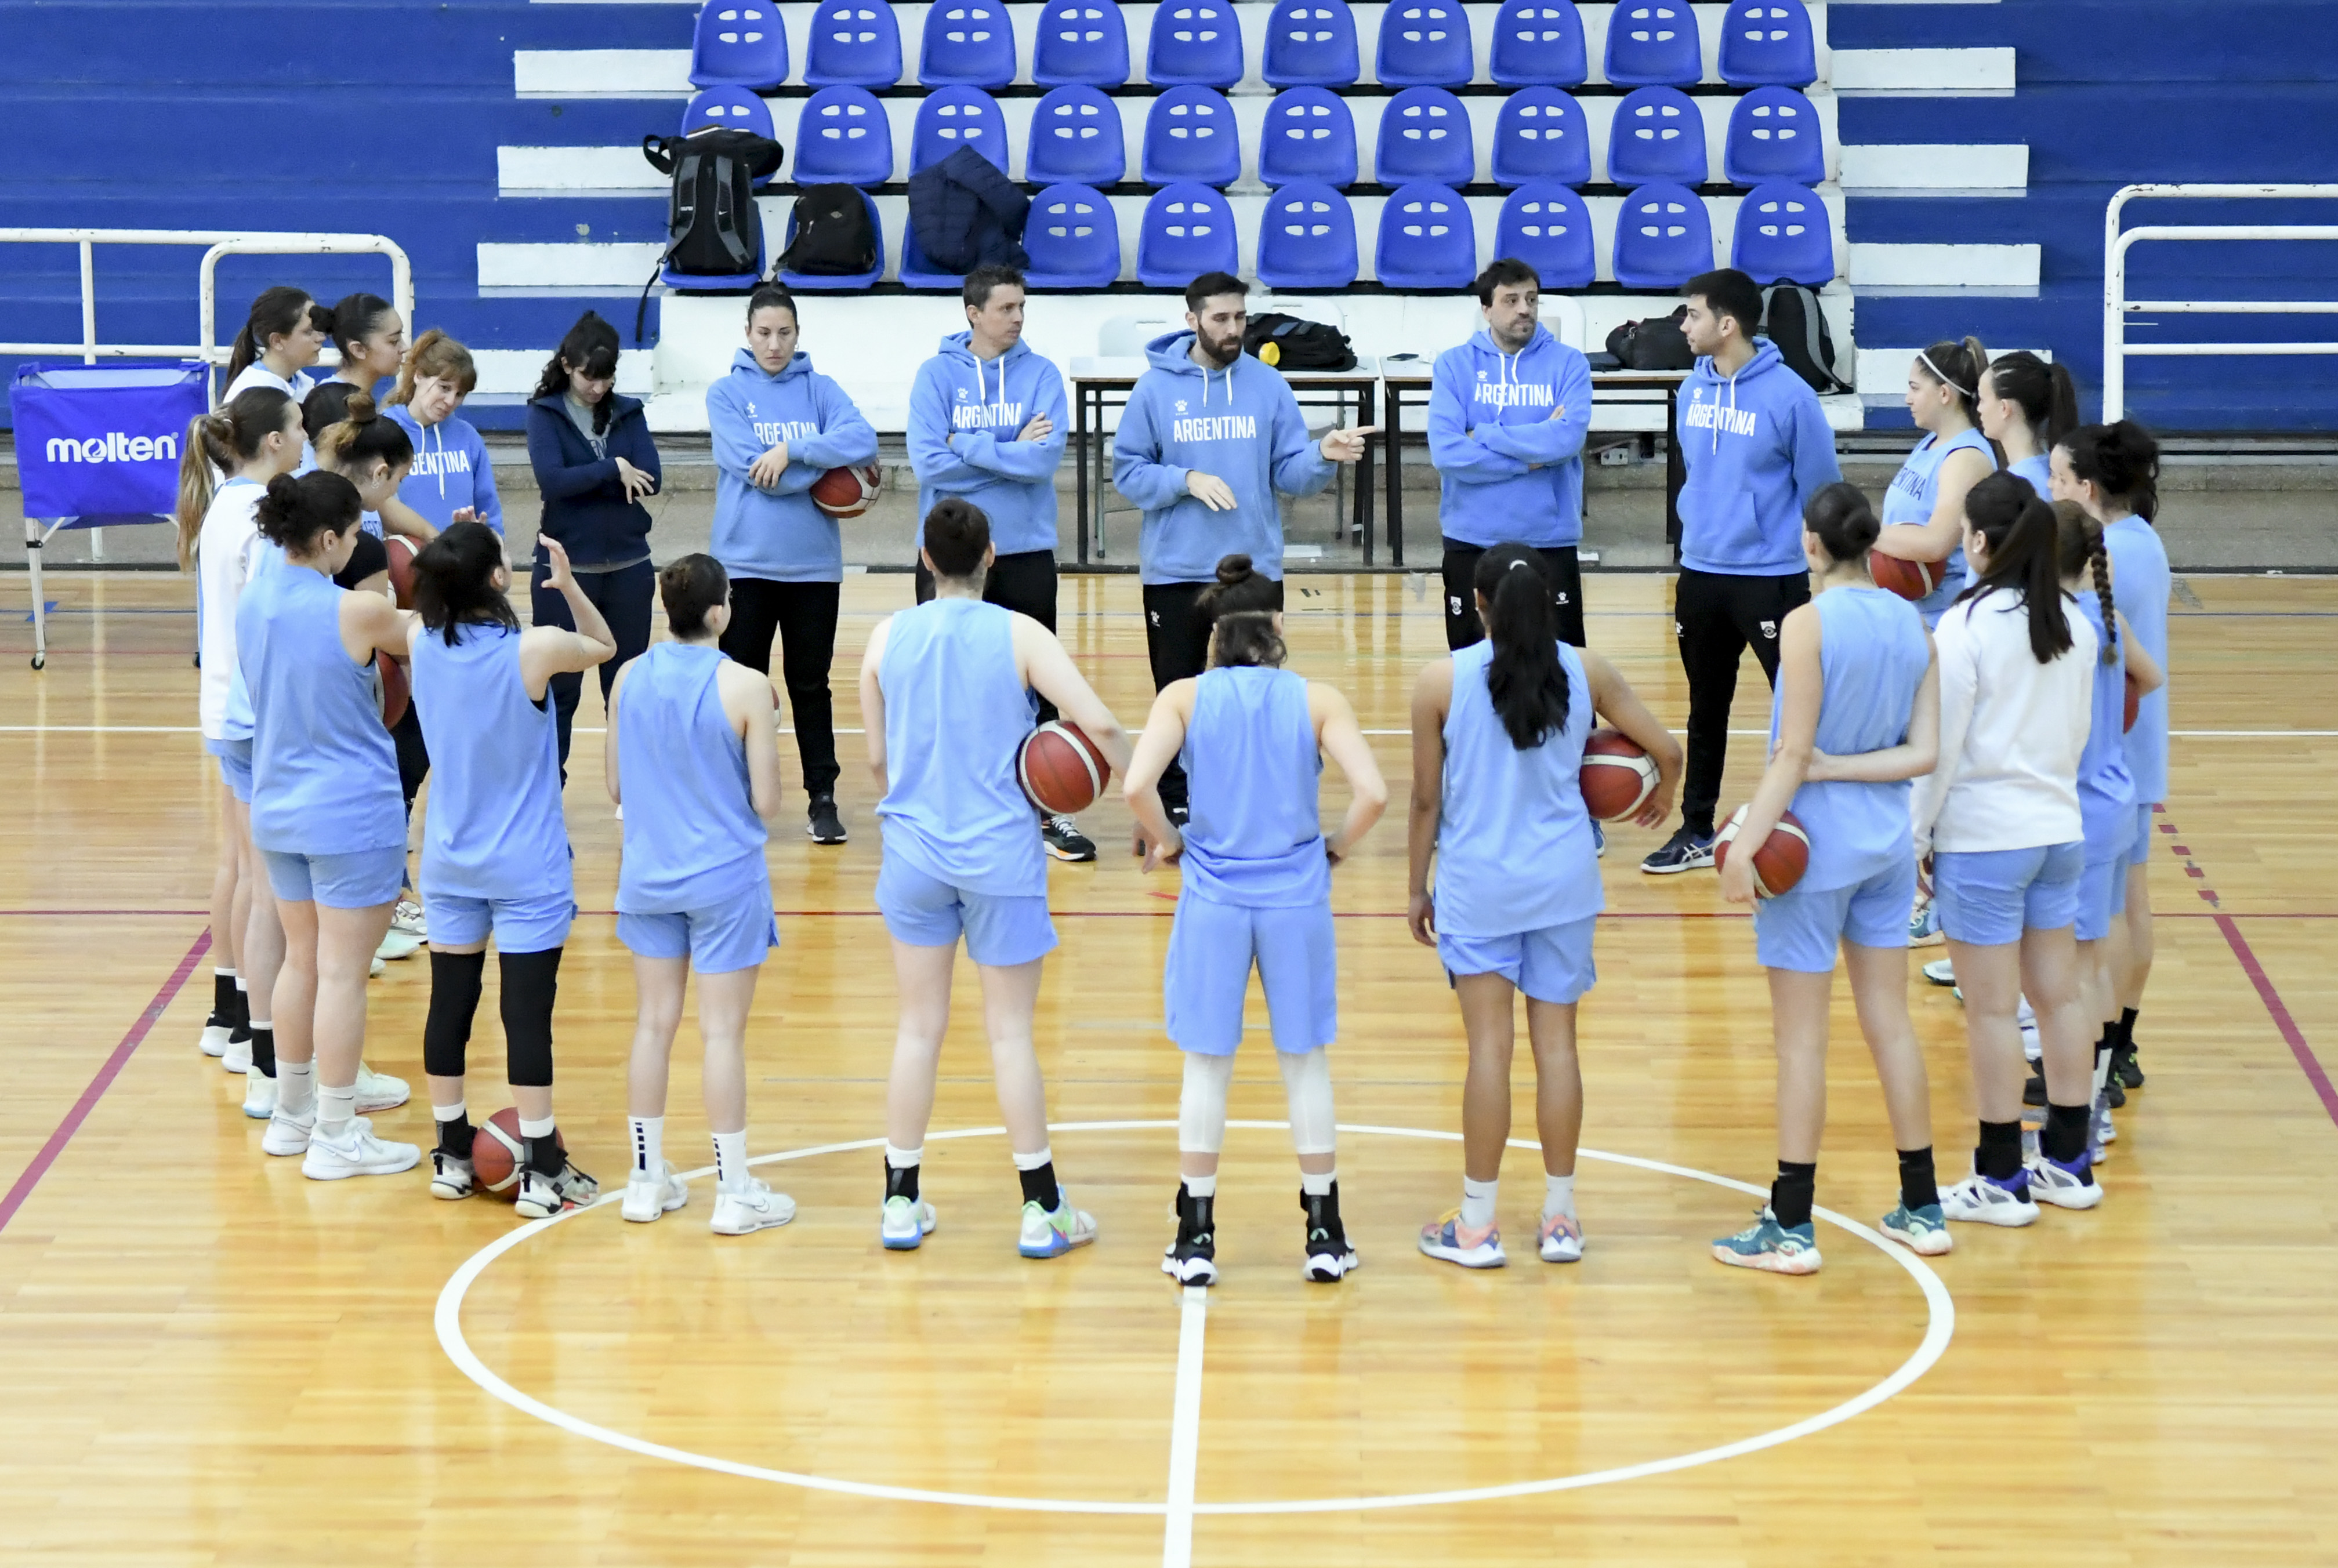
[1019,1192,1099,1258]
[390,898,427,939]
[369,956,386,979]
[354,1062,409,1113]
[882,1194,938,1250]
[431,1150,475,1200]
[302,1117,421,1181]
[261,1109,314,1157]
[2025,1152,2104,1211]
[711,1178,796,1235]
[515,1162,601,1220]
[376,928,423,963]
[199,1021,232,1058]
[240,1069,277,1121]
[621,1161,690,1223]
[1938,1169,2040,1228]
[222,1035,252,1075]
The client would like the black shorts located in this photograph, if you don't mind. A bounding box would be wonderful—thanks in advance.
[1441,539,1586,649]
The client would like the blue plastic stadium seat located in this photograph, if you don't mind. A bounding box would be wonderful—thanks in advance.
[1143,86,1242,188]
[1495,182,1596,289]
[919,0,1017,89]
[1718,0,1816,87]
[803,1,902,87]
[792,85,894,186]
[1138,183,1239,287]
[1612,181,1713,288]
[1256,180,1358,288]
[682,86,775,140]
[1489,0,1587,88]
[1027,85,1127,186]
[899,215,969,289]
[911,86,1009,173]
[1608,85,1707,188]
[1263,0,1359,89]
[1032,1,1130,88]
[1376,0,1473,88]
[691,1,789,91]
[1025,184,1124,286]
[778,188,885,290]
[1376,182,1477,288]
[1258,87,1358,188]
[1147,1,1245,89]
[1723,86,1823,187]
[1375,86,1474,188]
[1491,86,1589,190]
[1732,181,1833,285]
[1604,2,1702,87]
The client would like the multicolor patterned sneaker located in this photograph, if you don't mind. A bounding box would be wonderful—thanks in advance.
[1538,1210,1584,1264]
[2025,1152,2104,1211]
[1939,1169,2039,1226]
[1712,1207,1821,1275]
[1909,892,1944,947]
[1879,1202,1953,1256]
[1020,1192,1098,1259]
[882,1194,938,1250]
[1418,1208,1506,1269]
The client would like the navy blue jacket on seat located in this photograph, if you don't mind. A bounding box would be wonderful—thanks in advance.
[908,146,1031,273]
[524,391,661,567]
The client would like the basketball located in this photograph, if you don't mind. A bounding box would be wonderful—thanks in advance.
[810,461,883,519]
[1869,549,1944,602]
[384,535,421,609]
[376,655,409,729]
[1714,805,1812,898]
[2124,669,2141,732]
[1581,728,1659,821]
[468,1108,560,1198]
[1017,720,1112,814]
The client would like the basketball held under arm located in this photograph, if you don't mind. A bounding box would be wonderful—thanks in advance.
[1405,659,1453,946]
[1874,447,1991,564]
[340,590,416,664]
[1311,682,1387,864]
[1582,648,1681,829]
[1721,607,1821,905]
[2116,610,2163,698]
[1015,618,1132,775]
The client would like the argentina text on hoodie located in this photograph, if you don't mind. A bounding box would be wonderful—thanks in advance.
[386,404,503,535]
[706,348,880,583]
[905,332,1067,556]
[1427,326,1594,549]
[1673,339,1843,576]
[1111,331,1336,585]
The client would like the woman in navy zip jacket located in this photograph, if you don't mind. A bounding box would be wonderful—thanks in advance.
[525,312,661,768]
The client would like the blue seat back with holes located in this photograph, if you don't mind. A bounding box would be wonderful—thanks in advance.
[1489,0,1586,87]
[1608,85,1706,187]
[1138,183,1239,286]
[1491,86,1589,189]
[1495,183,1596,289]
[1732,181,1833,285]
[1032,1,1130,87]
[1257,181,1358,288]
[1376,182,1477,288]
[919,0,1017,88]
[682,86,775,139]
[792,85,894,184]
[1612,181,1713,288]
[1723,86,1822,186]
[1143,86,1242,187]
[1025,184,1123,286]
[1376,0,1473,88]
[804,0,902,86]
[1375,86,1474,187]
[1258,86,1357,188]
[1718,0,1815,87]
[1027,85,1127,185]
[911,85,1009,172]
[1147,0,1245,89]
[1263,0,1359,88]
[691,1,790,90]
[1604,1,1702,87]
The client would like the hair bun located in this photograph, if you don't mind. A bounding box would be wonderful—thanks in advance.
[344,391,376,423]
[1214,553,1254,586]
[313,304,338,334]
[264,472,302,502]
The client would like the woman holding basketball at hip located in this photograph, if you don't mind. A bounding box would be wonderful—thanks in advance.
[858,499,1132,1260]
[408,522,617,1219]
[1710,484,1945,1275]
[1914,474,2101,1224]
[1124,554,1389,1287]
[1408,545,1681,1269]
[1872,338,1999,630]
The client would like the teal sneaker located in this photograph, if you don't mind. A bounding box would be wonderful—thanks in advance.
[1879,1201,1953,1257]
[1711,1207,1822,1275]
[1909,894,1944,948]
[1018,1191,1098,1258]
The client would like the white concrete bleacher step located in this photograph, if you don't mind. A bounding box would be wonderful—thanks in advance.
[1836,142,2025,193]
[1829,46,2013,96]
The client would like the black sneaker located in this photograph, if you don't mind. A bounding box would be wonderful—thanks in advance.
[1042,814,1096,863]
[2104,1075,2127,1110]
[1162,1188,1218,1286]
[2022,1071,2047,1107]
[2112,1044,2144,1090]
[807,794,847,845]
[1640,826,1715,874]
[1302,1185,1358,1282]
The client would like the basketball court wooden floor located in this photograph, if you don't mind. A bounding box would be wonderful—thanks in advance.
[2,569,2334,1567]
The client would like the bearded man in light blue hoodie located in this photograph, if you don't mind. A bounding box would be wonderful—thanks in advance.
[1111,271,1376,818]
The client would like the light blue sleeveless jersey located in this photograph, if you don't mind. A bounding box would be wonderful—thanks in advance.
[237,560,404,856]
[1768,586,1930,892]
[1434,640,1600,937]
[614,642,769,913]
[2007,452,2051,497]
[411,622,571,902]
[2104,515,2170,804]
[2071,591,2137,855]
[1882,427,1996,626]
[1179,665,1327,908]
[219,535,282,745]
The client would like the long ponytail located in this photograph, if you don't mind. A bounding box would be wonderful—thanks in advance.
[1473,543,1568,749]
[175,387,294,570]
[2052,499,2116,666]
[1956,471,2071,664]
[1985,351,2079,452]
[225,286,317,384]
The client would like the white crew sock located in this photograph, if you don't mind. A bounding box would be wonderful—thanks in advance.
[1012,1145,1053,1172]
[518,1115,556,1140]
[1184,1173,1217,1199]
[317,1082,356,1137]
[713,1130,748,1190]
[278,1059,316,1119]
[1300,1167,1335,1198]
[630,1116,663,1176]
[433,1099,467,1126]
[1543,1174,1576,1222]
[885,1141,922,1170]
[1460,1175,1498,1230]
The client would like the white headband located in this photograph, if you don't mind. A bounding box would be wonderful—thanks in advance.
[1916,349,1974,401]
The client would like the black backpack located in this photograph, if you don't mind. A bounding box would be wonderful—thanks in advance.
[774,183,880,278]
[1759,284,1851,394]
[1242,313,1356,372]
[635,126,785,339]
[1604,306,1694,371]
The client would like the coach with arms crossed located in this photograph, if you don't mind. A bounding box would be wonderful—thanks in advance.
[1111,271,1375,819]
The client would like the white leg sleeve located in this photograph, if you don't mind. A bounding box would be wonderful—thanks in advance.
[1178,1052,1234,1155]
[1278,1048,1337,1156]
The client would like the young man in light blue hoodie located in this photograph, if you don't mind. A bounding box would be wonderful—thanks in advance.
[706,285,880,847]
[904,265,1093,862]
[1427,259,1596,651]
[1643,267,1843,875]
[1111,271,1376,816]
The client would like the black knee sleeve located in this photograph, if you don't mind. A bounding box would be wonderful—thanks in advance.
[423,949,487,1079]
[499,946,563,1088]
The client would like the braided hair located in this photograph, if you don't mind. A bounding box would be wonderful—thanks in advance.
[2052,499,2116,666]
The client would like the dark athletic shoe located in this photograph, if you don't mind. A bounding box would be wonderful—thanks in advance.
[1042,815,1097,863]
[2112,1044,2145,1090]
[807,795,847,845]
[1162,1189,1219,1286]
[2022,1072,2047,1108]
[1302,1187,1358,1282]
[1640,826,1715,874]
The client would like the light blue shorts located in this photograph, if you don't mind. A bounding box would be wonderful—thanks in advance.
[1934,841,2085,946]
[1437,915,1598,1006]
[1164,890,1336,1057]
[1753,855,1917,973]
[262,845,407,910]
[425,890,576,954]
[2076,854,2131,943]
[208,735,254,804]
[2127,802,2156,869]
[617,888,777,975]
[876,850,1056,968]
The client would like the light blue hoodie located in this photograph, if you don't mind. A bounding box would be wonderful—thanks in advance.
[1426,325,1594,549]
[706,347,879,583]
[905,332,1067,557]
[385,405,503,535]
[1111,331,1336,585]
[1674,339,1842,576]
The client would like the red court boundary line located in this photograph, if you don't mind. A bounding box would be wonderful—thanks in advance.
[0,928,209,1236]
[2214,914,2338,1129]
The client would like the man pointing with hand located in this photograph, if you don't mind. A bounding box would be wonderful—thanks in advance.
[1112,271,1376,819]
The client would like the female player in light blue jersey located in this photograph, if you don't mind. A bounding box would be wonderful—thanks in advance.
[606,554,791,1238]
[1710,484,1945,1275]
[858,499,1133,1260]
[1125,554,1389,1287]
[408,524,617,1219]
[240,471,422,1182]
[1872,337,1998,629]
[2054,421,2169,1097]
[1978,351,2078,500]
[1408,545,1682,1269]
